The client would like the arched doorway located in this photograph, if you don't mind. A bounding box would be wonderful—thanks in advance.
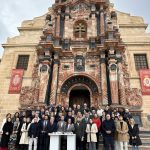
[59,75,100,107]
[69,86,90,107]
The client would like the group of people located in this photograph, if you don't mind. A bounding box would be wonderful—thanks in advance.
[0,104,142,150]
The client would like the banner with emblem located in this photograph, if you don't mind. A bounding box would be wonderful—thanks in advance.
[139,69,150,95]
[8,69,24,94]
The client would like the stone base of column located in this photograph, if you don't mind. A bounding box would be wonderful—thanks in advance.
[19,102,46,111]
[110,104,128,109]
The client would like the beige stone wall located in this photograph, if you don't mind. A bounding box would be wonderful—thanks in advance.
[0,15,45,124]
[117,11,150,126]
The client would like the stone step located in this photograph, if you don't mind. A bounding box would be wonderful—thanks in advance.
[140,133,150,138]
[141,137,150,143]
[99,144,150,150]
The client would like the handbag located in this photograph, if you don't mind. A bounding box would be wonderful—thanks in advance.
[132,137,137,145]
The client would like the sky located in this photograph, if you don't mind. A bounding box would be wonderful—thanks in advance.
[0,0,150,58]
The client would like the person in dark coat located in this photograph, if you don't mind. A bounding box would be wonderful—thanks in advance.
[128,118,142,150]
[48,116,57,133]
[28,118,40,150]
[0,117,13,150]
[64,111,75,124]
[74,118,85,150]
[102,114,116,150]
[38,115,50,150]
[124,109,132,122]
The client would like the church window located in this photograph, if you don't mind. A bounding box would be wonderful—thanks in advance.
[134,54,148,71]
[74,21,87,38]
[16,55,29,70]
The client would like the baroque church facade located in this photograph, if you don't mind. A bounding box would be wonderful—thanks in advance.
[0,0,150,127]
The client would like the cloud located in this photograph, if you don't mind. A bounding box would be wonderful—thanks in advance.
[0,0,51,58]
[0,0,150,58]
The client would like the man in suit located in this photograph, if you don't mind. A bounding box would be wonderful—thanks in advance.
[82,111,90,150]
[74,117,85,150]
[57,116,66,150]
[57,116,66,132]
[38,115,50,150]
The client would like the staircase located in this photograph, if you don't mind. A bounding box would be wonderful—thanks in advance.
[99,129,150,150]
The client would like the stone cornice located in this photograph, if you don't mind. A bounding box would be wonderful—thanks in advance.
[18,27,43,31]
[124,42,150,45]
[119,24,148,29]
[2,43,38,48]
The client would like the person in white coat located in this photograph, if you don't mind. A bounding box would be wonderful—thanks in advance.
[19,117,31,150]
[86,118,98,150]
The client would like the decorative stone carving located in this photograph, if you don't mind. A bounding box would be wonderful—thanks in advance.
[126,88,143,107]
[74,55,85,72]
[61,75,99,95]
[19,86,35,106]
[19,59,41,107]
[71,3,90,18]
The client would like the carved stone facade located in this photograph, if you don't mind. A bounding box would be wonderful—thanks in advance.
[0,0,150,127]
[17,0,143,109]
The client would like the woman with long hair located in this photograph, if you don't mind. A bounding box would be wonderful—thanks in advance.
[0,117,13,150]
[86,118,98,150]
[19,117,31,150]
[128,118,142,150]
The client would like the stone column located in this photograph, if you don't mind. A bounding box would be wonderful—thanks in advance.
[38,61,51,104]
[50,54,59,105]
[100,51,108,105]
[118,58,126,105]
[55,8,61,37]
[100,5,105,35]
[91,4,97,36]
[109,60,119,105]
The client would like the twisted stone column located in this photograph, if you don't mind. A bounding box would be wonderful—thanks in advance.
[100,52,108,105]
[118,60,126,105]
[109,63,119,104]
[38,63,51,104]
[50,59,59,105]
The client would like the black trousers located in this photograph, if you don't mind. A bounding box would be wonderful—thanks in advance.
[20,144,28,150]
[83,134,87,150]
[76,137,83,150]
[61,135,67,150]
[96,131,100,149]
[104,137,114,150]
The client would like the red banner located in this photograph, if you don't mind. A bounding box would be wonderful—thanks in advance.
[140,69,150,95]
[8,69,24,94]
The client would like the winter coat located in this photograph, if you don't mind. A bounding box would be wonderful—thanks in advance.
[86,123,98,142]
[74,122,84,139]
[19,123,31,144]
[102,119,116,137]
[116,121,129,142]
[128,124,142,146]
[0,121,13,148]
[28,122,39,138]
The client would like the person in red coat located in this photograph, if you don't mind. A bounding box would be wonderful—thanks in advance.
[92,113,101,149]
